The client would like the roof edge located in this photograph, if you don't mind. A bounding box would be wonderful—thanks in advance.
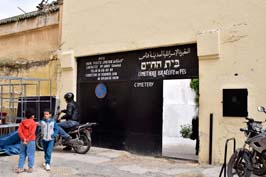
[0,5,59,25]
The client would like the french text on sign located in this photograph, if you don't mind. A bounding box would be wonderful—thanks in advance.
[134,82,154,88]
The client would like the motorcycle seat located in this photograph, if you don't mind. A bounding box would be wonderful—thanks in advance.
[64,125,80,132]
[65,123,90,132]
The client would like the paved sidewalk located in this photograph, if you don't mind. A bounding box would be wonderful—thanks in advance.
[0,147,221,177]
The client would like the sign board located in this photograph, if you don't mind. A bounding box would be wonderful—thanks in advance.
[78,44,198,83]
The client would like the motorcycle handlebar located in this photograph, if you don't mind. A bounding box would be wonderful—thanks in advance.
[240,128,247,132]
[245,117,254,122]
[240,127,258,134]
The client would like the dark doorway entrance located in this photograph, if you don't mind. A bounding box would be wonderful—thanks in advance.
[77,44,198,155]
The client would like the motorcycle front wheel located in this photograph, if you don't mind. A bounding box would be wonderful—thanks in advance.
[253,153,266,176]
[73,133,91,154]
[227,150,252,177]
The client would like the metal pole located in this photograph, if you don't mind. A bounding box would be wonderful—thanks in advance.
[20,79,24,118]
[35,81,38,120]
[0,85,3,120]
[37,81,40,121]
[9,79,11,121]
[209,113,213,165]
[219,137,236,177]
[224,139,228,177]
[49,80,52,115]
[10,80,14,122]
[23,80,27,119]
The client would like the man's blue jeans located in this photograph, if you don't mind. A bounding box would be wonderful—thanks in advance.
[18,141,35,168]
[58,120,79,139]
[42,140,54,165]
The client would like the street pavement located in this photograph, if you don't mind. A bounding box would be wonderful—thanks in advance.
[0,146,222,177]
[163,137,198,161]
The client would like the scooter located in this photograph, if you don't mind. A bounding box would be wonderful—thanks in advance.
[227,106,266,177]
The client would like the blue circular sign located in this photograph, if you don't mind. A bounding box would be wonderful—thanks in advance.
[95,83,107,99]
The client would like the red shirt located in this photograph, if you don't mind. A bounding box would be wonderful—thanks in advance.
[18,118,37,142]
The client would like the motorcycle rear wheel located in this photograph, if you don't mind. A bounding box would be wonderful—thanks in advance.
[227,151,252,177]
[36,133,44,151]
[73,133,91,154]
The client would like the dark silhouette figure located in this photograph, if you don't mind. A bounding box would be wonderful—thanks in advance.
[191,116,199,155]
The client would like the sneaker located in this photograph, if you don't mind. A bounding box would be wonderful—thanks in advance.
[42,163,46,167]
[26,168,33,173]
[15,168,24,173]
[45,164,51,171]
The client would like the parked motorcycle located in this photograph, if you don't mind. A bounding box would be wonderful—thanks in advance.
[227,106,266,177]
[35,110,96,154]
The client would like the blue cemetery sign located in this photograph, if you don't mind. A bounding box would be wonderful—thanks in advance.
[95,83,107,99]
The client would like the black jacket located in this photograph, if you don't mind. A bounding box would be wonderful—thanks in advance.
[61,100,80,121]
[190,116,198,140]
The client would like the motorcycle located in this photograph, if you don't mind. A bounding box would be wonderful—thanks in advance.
[227,106,266,177]
[36,110,96,154]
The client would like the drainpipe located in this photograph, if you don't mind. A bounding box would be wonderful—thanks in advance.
[209,113,213,164]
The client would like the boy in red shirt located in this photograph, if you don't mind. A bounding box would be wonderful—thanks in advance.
[16,109,37,173]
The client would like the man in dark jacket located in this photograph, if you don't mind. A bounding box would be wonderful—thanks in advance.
[58,92,80,145]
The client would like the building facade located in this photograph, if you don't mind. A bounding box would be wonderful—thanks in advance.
[59,0,266,164]
[0,2,63,96]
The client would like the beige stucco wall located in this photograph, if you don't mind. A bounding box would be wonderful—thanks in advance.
[0,10,61,96]
[60,0,266,164]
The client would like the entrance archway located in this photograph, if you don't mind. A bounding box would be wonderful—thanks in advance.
[77,44,199,156]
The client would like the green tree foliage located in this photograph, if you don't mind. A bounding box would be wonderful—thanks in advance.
[190,79,199,105]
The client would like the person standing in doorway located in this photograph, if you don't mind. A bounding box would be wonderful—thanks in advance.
[16,109,37,173]
[191,115,199,155]
[40,109,58,171]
